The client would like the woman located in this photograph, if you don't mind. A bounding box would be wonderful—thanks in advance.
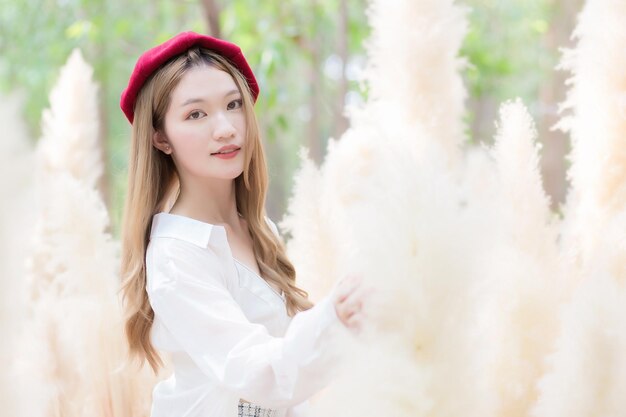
[119,31,370,417]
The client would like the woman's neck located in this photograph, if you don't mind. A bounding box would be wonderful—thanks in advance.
[170,177,241,228]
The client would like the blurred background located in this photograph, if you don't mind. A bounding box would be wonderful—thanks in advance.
[0,0,583,236]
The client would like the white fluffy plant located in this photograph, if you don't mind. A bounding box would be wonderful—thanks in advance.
[13,49,155,417]
[532,0,626,415]
[361,0,468,166]
[483,101,567,416]
[281,0,516,415]
[280,0,576,414]
[0,92,36,417]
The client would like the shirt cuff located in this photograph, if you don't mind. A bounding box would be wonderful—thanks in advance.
[281,292,342,368]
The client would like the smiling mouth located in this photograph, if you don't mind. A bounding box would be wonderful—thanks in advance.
[211,148,240,155]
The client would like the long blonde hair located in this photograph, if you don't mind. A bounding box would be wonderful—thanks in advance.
[119,47,313,375]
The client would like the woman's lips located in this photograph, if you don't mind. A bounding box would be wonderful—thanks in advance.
[212,148,240,159]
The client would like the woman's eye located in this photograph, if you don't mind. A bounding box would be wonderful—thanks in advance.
[227,99,243,110]
[187,110,206,120]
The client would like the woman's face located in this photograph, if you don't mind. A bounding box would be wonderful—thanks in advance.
[158,65,247,181]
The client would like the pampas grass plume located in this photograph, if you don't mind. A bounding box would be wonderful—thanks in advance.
[13,49,155,417]
[0,91,36,417]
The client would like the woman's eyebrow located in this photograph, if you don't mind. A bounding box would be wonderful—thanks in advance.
[180,98,204,107]
[180,89,240,107]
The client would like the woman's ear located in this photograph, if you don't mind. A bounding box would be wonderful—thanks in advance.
[152,130,172,155]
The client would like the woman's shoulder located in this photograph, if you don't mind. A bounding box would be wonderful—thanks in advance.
[147,233,223,263]
[146,236,230,295]
[146,213,230,289]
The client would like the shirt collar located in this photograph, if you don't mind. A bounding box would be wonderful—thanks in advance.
[150,212,227,248]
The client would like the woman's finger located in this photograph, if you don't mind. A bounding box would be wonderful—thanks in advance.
[336,275,363,303]
[338,282,373,308]
[346,312,366,334]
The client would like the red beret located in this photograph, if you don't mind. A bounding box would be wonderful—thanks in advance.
[120,31,259,124]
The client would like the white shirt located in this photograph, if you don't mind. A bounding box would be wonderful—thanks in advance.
[146,212,343,417]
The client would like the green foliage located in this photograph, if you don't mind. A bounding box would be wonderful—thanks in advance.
[1,0,559,234]
[462,0,556,103]
[0,0,371,236]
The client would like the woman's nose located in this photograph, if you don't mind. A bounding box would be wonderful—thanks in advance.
[212,112,236,140]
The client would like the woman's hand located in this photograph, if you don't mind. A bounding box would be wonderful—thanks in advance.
[332,274,374,335]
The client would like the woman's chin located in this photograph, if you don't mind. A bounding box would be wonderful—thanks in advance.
[211,168,245,181]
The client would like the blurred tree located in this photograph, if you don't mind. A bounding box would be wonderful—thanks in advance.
[462,0,555,143]
[461,0,576,210]
[537,0,583,211]
[200,0,222,38]
[1,0,577,233]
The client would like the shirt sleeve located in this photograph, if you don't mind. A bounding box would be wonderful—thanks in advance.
[146,239,343,410]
